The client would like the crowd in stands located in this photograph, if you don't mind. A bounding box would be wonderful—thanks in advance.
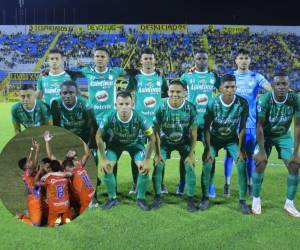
[1,28,300,90]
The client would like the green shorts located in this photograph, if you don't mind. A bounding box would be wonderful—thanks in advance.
[255,133,293,161]
[106,143,146,161]
[160,143,191,161]
[210,140,238,161]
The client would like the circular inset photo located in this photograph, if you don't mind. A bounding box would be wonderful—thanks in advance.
[0,125,97,227]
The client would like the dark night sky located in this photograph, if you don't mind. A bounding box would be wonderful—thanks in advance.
[0,0,299,25]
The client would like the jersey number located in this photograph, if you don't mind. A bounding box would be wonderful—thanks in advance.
[56,185,65,199]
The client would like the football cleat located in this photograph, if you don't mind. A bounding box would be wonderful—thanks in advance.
[284,201,300,218]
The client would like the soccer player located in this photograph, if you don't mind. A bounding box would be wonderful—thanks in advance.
[180,49,220,197]
[151,80,198,212]
[202,74,250,214]
[18,139,42,226]
[40,160,71,227]
[126,47,168,195]
[211,48,271,197]
[252,71,300,217]
[37,49,73,106]
[96,91,155,211]
[11,84,52,134]
[51,80,97,148]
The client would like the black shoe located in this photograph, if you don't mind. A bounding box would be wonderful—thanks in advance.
[224,184,231,198]
[247,184,253,197]
[199,198,210,211]
[137,199,150,211]
[187,197,197,212]
[239,200,251,214]
[151,196,163,210]
[102,198,119,210]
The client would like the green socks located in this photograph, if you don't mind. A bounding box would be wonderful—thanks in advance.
[103,172,117,199]
[201,161,212,198]
[152,162,164,195]
[137,174,149,200]
[287,174,299,200]
[252,172,264,198]
[185,162,196,197]
[236,159,247,200]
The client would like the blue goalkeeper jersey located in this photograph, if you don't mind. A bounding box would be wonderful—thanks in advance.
[233,70,268,128]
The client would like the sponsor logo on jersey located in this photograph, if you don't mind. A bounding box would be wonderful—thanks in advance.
[196,94,208,105]
[169,132,183,142]
[218,127,232,136]
[144,96,156,108]
[96,90,109,102]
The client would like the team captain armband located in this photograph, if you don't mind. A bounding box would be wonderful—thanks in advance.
[144,127,153,136]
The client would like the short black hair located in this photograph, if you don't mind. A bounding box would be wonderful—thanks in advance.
[169,79,187,91]
[62,159,74,169]
[236,48,250,57]
[20,84,35,91]
[49,49,63,56]
[274,69,288,77]
[61,80,78,89]
[195,49,208,55]
[50,160,62,172]
[141,47,154,56]
[41,157,51,165]
[94,47,110,56]
[221,74,236,84]
[18,157,27,170]
[116,91,132,99]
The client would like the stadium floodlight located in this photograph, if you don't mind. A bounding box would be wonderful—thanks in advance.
[18,0,24,8]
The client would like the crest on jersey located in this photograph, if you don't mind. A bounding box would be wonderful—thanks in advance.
[169,132,183,142]
[156,81,161,86]
[218,127,231,136]
[196,94,208,105]
[144,97,156,108]
[108,75,113,80]
[257,105,262,112]
[95,90,109,102]
[249,79,255,86]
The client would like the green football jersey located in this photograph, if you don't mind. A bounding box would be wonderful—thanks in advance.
[257,92,300,137]
[81,66,126,121]
[51,96,95,143]
[11,100,52,128]
[126,71,168,126]
[205,95,248,142]
[180,70,219,127]
[153,99,197,146]
[99,110,153,146]
[37,71,72,106]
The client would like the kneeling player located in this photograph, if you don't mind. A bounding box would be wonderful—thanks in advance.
[202,74,250,214]
[96,91,155,211]
[252,71,300,217]
[151,80,198,212]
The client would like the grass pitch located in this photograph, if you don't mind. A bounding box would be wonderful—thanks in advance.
[0,102,299,250]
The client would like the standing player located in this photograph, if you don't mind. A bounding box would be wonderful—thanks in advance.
[11,84,52,134]
[40,160,71,227]
[252,71,300,217]
[202,74,250,214]
[126,47,168,194]
[180,49,219,197]
[51,80,97,149]
[37,49,73,107]
[151,80,198,212]
[96,91,155,211]
[210,48,271,197]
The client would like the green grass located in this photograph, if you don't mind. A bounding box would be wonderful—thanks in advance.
[0,102,300,249]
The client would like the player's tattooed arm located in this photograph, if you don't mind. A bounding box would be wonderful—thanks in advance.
[32,139,40,171]
[50,101,61,126]
[44,131,56,160]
